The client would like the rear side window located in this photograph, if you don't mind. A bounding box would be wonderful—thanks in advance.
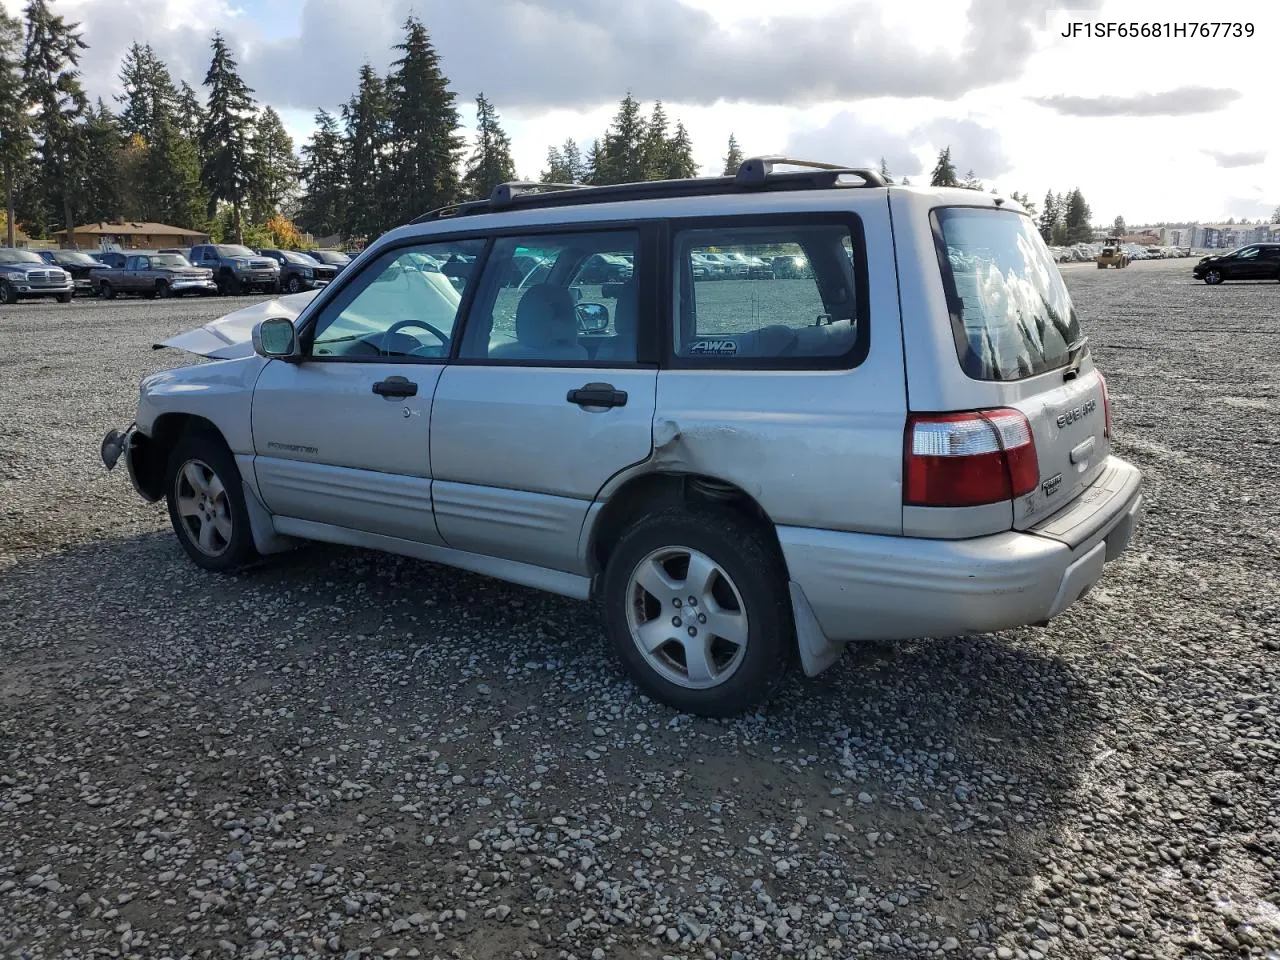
[671,219,865,366]
[932,207,1082,382]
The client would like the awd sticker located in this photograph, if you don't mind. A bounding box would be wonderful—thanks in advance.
[689,339,738,356]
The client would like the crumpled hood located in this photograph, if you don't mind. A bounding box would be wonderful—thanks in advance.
[156,290,320,359]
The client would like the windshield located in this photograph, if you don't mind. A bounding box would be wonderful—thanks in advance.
[280,250,315,264]
[53,251,99,265]
[0,249,45,264]
[215,245,257,258]
[933,207,1081,382]
[153,254,193,268]
[309,250,350,264]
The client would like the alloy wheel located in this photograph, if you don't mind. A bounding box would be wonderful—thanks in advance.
[173,458,233,557]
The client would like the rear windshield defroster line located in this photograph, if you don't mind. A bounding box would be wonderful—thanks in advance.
[930,207,1082,382]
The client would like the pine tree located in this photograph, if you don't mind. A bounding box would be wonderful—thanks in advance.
[596,93,647,185]
[1112,215,1126,237]
[664,122,697,179]
[585,139,605,185]
[79,99,123,223]
[540,145,570,184]
[1271,205,1279,224]
[961,168,982,190]
[878,157,892,184]
[22,0,89,236]
[175,81,204,145]
[384,16,463,227]
[901,176,911,186]
[116,42,178,143]
[143,115,205,228]
[462,93,516,200]
[298,108,347,238]
[1008,190,1036,216]
[341,63,390,242]
[1063,188,1092,243]
[199,32,257,242]
[929,146,958,187]
[561,139,586,183]
[1037,191,1058,242]
[640,100,669,180]
[722,133,743,176]
[248,106,298,222]
[0,6,29,246]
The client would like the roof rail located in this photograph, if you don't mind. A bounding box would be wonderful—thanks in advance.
[409,155,886,224]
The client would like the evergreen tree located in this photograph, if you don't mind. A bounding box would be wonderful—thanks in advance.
[540,145,570,184]
[1037,190,1058,242]
[462,93,516,199]
[248,106,298,222]
[79,100,123,223]
[585,139,605,185]
[115,42,178,143]
[1112,215,1126,237]
[175,81,205,145]
[878,157,893,184]
[341,63,390,242]
[961,168,982,190]
[664,121,697,179]
[298,108,347,238]
[901,176,911,186]
[144,115,206,228]
[384,16,463,227]
[640,100,669,180]
[22,0,89,236]
[929,146,958,187]
[199,32,257,242]
[1063,188,1092,243]
[595,93,647,185]
[560,139,587,183]
[0,6,29,246]
[722,133,743,176]
[117,132,147,220]
[1008,190,1036,216]
[1271,205,1279,224]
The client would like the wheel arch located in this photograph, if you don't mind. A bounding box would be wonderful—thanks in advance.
[129,413,225,501]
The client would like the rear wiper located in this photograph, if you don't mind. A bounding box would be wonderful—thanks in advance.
[1062,336,1089,381]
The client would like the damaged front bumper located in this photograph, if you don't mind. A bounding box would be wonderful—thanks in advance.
[100,423,161,502]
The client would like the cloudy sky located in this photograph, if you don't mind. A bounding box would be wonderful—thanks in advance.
[3,0,1276,224]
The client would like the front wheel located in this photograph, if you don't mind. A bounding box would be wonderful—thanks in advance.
[0,280,15,305]
[156,282,171,299]
[99,282,116,300]
[1204,269,1223,285]
[57,292,73,303]
[600,506,793,717]
[286,275,302,294]
[165,432,259,572]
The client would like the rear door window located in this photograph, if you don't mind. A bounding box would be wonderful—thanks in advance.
[932,207,1081,382]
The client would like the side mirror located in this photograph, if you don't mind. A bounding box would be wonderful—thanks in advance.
[576,302,610,334]
[252,317,301,361]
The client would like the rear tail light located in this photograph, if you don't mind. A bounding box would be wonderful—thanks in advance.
[1098,372,1113,439]
[905,408,1040,507]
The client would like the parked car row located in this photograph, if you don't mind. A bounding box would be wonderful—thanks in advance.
[1046,242,1196,264]
[0,245,355,304]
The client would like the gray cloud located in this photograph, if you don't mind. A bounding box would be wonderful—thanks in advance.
[786,112,1012,182]
[1030,86,1241,117]
[49,0,1101,121]
[1205,149,1267,169]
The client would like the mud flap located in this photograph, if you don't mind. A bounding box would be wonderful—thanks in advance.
[790,581,844,677]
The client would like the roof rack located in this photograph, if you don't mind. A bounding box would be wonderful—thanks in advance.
[410,156,886,224]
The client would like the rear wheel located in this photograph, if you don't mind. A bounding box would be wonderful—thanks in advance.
[1204,269,1223,285]
[99,281,115,299]
[165,432,258,572]
[600,506,792,717]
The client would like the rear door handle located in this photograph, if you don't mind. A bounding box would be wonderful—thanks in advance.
[567,382,628,408]
[372,376,418,399]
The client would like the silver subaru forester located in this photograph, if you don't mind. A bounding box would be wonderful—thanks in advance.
[101,157,1143,716]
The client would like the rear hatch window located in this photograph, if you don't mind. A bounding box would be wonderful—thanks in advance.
[932,207,1081,382]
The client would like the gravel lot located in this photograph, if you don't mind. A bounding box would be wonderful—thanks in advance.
[2,260,1278,960]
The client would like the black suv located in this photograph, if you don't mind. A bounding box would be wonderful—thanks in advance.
[258,249,338,294]
[295,249,352,275]
[38,249,102,296]
[1192,242,1280,284]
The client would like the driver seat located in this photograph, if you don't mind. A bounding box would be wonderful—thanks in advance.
[489,284,587,360]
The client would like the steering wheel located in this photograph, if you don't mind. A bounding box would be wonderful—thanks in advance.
[381,318,450,356]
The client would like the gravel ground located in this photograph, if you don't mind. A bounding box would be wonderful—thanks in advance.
[2,261,1278,960]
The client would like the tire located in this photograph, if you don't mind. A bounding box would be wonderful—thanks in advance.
[99,281,115,300]
[1204,269,1223,285]
[164,431,259,573]
[599,505,793,717]
[0,280,15,305]
[156,282,171,299]
[286,275,302,294]
[57,292,73,303]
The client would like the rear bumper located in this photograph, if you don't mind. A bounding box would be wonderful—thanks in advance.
[781,455,1143,650]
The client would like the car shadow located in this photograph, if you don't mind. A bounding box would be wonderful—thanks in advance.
[3,529,1104,939]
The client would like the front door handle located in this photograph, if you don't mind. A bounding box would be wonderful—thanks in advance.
[567,382,628,408]
[372,376,418,399]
